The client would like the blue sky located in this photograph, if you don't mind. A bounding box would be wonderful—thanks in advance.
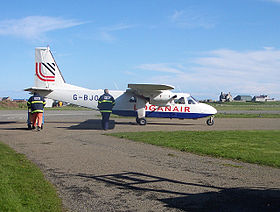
[0,0,280,100]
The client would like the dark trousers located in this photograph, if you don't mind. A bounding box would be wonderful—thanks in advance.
[101,112,111,130]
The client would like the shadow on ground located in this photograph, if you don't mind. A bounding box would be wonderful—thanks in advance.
[58,119,115,130]
[0,121,30,131]
[58,119,198,130]
[72,172,279,212]
[160,187,280,212]
[0,121,17,125]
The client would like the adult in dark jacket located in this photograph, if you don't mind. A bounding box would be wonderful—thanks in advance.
[98,89,115,130]
[27,92,46,131]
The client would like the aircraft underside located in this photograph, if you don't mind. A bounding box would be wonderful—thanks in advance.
[112,110,212,119]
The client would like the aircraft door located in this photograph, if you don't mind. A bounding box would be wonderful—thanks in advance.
[135,97,146,119]
[172,96,186,118]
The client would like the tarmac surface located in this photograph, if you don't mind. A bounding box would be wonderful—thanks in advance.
[0,110,280,211]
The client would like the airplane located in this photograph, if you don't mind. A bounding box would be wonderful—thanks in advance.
[25,47,217,126]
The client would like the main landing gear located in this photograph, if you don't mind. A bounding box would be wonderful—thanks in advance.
[136,117,147,125]
[206,116,215,126]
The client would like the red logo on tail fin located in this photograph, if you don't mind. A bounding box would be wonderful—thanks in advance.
[36,62,55,82]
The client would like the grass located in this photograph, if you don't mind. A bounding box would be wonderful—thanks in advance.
[109,130,280,168]
[0,142,63,212]
[0,102,27,110]
[45,105,91,111]
[215,113,280,118]
[0,101,90,111]
[208,101,280,111]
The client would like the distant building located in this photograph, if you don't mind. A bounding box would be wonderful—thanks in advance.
[234,95,252,102]
[200,99,214,103]
[2,96,13,101]
[252,95,275,102]
[219,92,233,102]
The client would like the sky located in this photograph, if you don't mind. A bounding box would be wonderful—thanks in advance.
[0,0,280,100]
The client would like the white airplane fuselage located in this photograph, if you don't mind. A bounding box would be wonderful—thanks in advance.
[25,47,217,125]
[41,83,216,120]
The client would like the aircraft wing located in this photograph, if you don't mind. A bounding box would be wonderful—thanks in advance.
[128,83,174,98]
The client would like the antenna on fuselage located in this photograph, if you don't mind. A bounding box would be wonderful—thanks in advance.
[113,82,119,90]
[177,86,182,93]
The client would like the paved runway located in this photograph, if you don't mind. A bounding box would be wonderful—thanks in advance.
[0,110,279,211]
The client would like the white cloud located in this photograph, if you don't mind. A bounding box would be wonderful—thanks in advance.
[135,48,280,99]
[169,8,216,29]
[96,23,134,42]
[0,16,84,40]
[193,49,280,81]
[100,23,134,32]
[265,0,280,3]
[136,63,184,74]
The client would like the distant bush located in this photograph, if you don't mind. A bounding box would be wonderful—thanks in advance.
[0,101,27,110]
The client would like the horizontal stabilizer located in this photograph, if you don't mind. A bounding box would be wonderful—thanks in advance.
[24,87,53,92]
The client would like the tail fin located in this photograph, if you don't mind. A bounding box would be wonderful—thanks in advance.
[35,47,65,88]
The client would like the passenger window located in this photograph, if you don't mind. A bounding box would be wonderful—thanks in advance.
[174,97,185,104]
[129,96,137,103]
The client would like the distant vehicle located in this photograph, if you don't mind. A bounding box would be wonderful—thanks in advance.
[25,47,217,126]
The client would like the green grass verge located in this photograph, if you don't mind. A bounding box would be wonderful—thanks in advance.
[0,142,63,211]
[109,130,280,168]
[215,113,280,118]
[208,101,280,111]
[0,104,90,111]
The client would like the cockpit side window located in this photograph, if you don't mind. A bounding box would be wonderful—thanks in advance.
[174,97,185,104]
[187,96,197,104]
[188,99,195,104]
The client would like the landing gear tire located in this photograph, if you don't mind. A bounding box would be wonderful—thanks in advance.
[206,117,214,126]
[136,117,147,125]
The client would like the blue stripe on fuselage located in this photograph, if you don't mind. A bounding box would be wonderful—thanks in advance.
[112,110,212,119]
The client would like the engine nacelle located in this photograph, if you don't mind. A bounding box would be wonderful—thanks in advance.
[150,91,177,106]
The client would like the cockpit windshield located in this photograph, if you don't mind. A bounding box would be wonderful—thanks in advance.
[174,96,198,104]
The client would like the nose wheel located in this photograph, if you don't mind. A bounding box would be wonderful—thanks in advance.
[136,117,147,125]
[206,116,214,126]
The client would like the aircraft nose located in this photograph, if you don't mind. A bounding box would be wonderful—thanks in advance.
[201,103,217,115]
[209,105,217,115]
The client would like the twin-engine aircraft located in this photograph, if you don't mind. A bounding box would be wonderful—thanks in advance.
[25,47,217,126]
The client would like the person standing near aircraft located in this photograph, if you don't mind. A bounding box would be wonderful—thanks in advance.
[27,92,46,131]
[98,89,115,130]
